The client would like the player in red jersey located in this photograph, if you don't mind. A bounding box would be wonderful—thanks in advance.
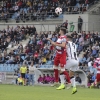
[94,57,100,88]
[89,57,100,88]
[47,27,71,89]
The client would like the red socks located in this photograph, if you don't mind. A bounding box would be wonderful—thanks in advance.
[63,71,71,83]
[54,69,59,82]
[54,69,71,83]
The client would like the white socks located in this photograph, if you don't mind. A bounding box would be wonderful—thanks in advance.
[60,74,65,84]
[71,77,76,88]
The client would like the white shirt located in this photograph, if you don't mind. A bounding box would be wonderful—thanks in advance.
[48,34,52,38]
[14,6,18,11]
[88,61,92,67]
[29,65,35,74]
[67,41,78,60]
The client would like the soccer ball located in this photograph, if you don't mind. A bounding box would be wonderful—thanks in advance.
[55,7,62,15]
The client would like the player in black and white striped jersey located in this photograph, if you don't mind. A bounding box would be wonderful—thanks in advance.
[59,35,79,94]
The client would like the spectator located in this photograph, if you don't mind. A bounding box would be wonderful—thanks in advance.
[45,74,51,84]
[78,16,83,33]
[28,61,35,85]
[20,63,27,85]
[17,75,23,85]
[43,74,46,84]
[50,74,55,83]
[25,71,30,85]
[91,73,96,83]
[75,74,82,84]
[0,0,95,22]
[87,71,93,87]
[41,56,47,64]
[38,75,43,84]
[61,20,68,29]
[79,54,87,64]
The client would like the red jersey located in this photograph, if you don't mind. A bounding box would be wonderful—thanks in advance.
[94,58,100,73]
[56,35,67,54]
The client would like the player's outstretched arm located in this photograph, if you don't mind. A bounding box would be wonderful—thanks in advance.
[47,38,66,47]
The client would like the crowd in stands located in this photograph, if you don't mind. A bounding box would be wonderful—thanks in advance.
[0,0,97,22]
[0,25,35,54]
[0,23,100,86]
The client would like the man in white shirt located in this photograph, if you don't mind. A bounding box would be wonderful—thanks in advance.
[28,62,35,85]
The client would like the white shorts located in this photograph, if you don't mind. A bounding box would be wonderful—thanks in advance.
[66,59,79,71]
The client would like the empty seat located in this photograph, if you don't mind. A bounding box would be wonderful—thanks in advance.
[0,64,4,72]
[21,56,25,60]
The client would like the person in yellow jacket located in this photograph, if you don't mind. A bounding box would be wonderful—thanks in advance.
[41,56,47,64]
[18,76,23,85]
[20,63,27,85]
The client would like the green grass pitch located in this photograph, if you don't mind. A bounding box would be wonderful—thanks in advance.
[0,85,99,100]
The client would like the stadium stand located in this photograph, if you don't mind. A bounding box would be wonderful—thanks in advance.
[0,24,100,87]
[0,0,100,87]
[0,0,98,22]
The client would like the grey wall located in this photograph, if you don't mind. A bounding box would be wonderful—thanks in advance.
[0,22,60,32]
[63,14,100,32]
[88,15,100,32]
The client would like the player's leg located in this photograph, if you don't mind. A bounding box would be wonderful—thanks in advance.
[56,55,71,90]
[96,74,100,88]
[69,60,78,94]
[56,67,66,90]
[64,59,72,89]
[23,74,26,86]
[51,56,60,86]
[69,70,77,94]
[21,73,25,85]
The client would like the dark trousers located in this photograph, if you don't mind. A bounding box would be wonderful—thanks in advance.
[78,24,82,33]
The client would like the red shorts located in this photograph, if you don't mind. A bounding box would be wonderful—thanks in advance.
[96,73,100,82]
[54,52,66,68]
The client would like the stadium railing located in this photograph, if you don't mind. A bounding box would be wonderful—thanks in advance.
[0,22,100,32]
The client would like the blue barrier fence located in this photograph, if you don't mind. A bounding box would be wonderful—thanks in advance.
[0,64,53,72]
[0,64,19,72]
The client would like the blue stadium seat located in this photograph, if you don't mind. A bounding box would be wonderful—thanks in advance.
[58,14,63,19]
[14,64,18,70]
[12,12,17,19]
[21,56,25,60]
[5,64,8,72]
[0,64,4,72]
[7,64,11,72]
[40,65,45,68]
[48,65,53,68]
[47,61,52,65]
[10,66,14,72]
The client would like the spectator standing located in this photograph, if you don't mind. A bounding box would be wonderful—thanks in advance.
[78,16,83,33]
[28,62,35,85]
[20,63,27,85]
[62,20,68,29]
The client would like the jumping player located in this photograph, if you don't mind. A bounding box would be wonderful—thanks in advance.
[47,27,71,89]
[58,35,79,94]
[93,57,100,88]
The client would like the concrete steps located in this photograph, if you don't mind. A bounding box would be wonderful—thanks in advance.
[87,1,100,14]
